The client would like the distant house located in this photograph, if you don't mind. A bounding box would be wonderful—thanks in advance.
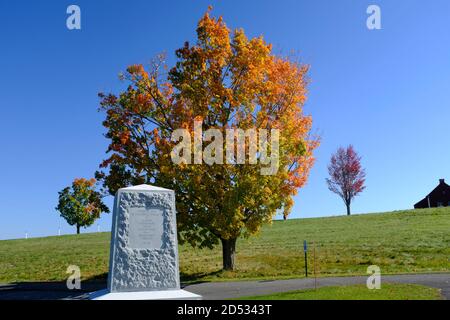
[414,179,450,208]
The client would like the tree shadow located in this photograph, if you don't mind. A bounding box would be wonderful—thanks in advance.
[0,270,224,300]
[0,279,106,300]
[85,272,108,282]
[0,272,109,300]
[180,269,223,285]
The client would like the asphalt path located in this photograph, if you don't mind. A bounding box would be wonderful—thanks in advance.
[184,273,450,300]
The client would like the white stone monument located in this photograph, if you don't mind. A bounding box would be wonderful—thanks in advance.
[90,184,201,300]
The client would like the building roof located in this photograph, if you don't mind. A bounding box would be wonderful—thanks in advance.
[414,179,450,208]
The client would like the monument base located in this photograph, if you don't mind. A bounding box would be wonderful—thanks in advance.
[89,289,202,300]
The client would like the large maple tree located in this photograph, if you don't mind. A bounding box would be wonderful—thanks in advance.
[96,9,318,270]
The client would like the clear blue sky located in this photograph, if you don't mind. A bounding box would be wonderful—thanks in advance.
[1,0,449,240]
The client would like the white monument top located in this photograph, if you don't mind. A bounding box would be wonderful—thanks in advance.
[119,184,173,192]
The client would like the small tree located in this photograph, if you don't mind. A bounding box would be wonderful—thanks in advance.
[326,145,366,215]
[56,178,109,234]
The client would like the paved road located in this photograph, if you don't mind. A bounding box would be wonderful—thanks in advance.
[184,273,450,300]
[0,273,448,300]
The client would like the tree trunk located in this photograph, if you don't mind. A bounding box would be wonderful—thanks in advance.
[221,238,237,271]
[76,224,80,234]
[346,203,351,216]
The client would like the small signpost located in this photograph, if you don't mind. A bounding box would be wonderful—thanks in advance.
[303,240,308,277]
[313,240,317,290]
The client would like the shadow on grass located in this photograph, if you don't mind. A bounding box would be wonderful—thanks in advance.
[180,269,224,285]
[85,272,108,282]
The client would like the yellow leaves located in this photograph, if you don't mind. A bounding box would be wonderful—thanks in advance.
[98,8,320,249]
[152,128,161,145]
[127,64,145,75]
[160,81,174,96]
[136,93,148,106]
[119,131,130,145]
[263,186,272,197]
[85,203,96,215]
[73,177,96,188]
[196,9,232,70]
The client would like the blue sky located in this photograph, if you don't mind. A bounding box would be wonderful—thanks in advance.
[0,0,449,240]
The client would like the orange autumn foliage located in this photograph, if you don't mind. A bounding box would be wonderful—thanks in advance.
[96,8,319,269]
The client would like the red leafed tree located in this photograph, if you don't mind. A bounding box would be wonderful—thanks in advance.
[326,145,366,215]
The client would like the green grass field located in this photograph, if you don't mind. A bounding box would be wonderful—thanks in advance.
[0,207,449,283]
[235,284,443,300]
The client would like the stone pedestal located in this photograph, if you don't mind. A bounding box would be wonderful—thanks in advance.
[90,185,201,300]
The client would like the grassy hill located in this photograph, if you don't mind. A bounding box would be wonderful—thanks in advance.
[0,207,449,283]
